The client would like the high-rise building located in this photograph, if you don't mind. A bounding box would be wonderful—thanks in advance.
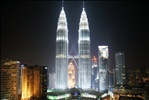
[78,7,91,89]
[115,52,126,85]
[55,6,69,89]
[91,56,98,81]
[68,62,76,88]
[98,46,109,92]
[91,56,98,90]
[21,65,47,100]
[1,59,20,100]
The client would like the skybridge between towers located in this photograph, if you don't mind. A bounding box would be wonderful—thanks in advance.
[68,55,79,59]
[68,55,79,69]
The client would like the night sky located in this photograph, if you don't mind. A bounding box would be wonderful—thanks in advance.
[1,1,149,70]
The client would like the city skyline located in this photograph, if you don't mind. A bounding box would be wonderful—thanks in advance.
[1,1,149,70]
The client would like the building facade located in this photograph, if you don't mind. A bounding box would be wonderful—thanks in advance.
[1,59,20,100]
[98,46,109,92]
[21,65,47,100]
[115,52,126,85]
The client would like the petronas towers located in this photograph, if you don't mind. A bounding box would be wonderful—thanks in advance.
[55,4,91,89]
[55,7,69,89]
[78,8,91,89]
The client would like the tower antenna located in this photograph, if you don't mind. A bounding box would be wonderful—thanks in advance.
[62,0,64,7]
[83,1,84,8]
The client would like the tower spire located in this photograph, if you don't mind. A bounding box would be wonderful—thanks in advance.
[62,0,64,8]
[83,1,84,8]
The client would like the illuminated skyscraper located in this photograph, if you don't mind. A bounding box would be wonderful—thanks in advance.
[115,52,126,85]
[21,65,47,100]
[1,59,20,100]
[98,46,109,92]
[55,6,69,89]
[91,56,98,90]
[78,7,91,89]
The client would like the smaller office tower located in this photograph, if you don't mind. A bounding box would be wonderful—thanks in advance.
[68,62,76,88]
[21,65,47,100]
[78,7,91,89]
[98,46,109,92]
[115,52,126,85]
[1,59,20,100]
[55,6,69,89]
[91,56,98,90]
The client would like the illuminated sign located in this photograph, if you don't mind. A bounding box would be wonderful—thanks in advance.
[81,93,97,99]
[47,94,70,100]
